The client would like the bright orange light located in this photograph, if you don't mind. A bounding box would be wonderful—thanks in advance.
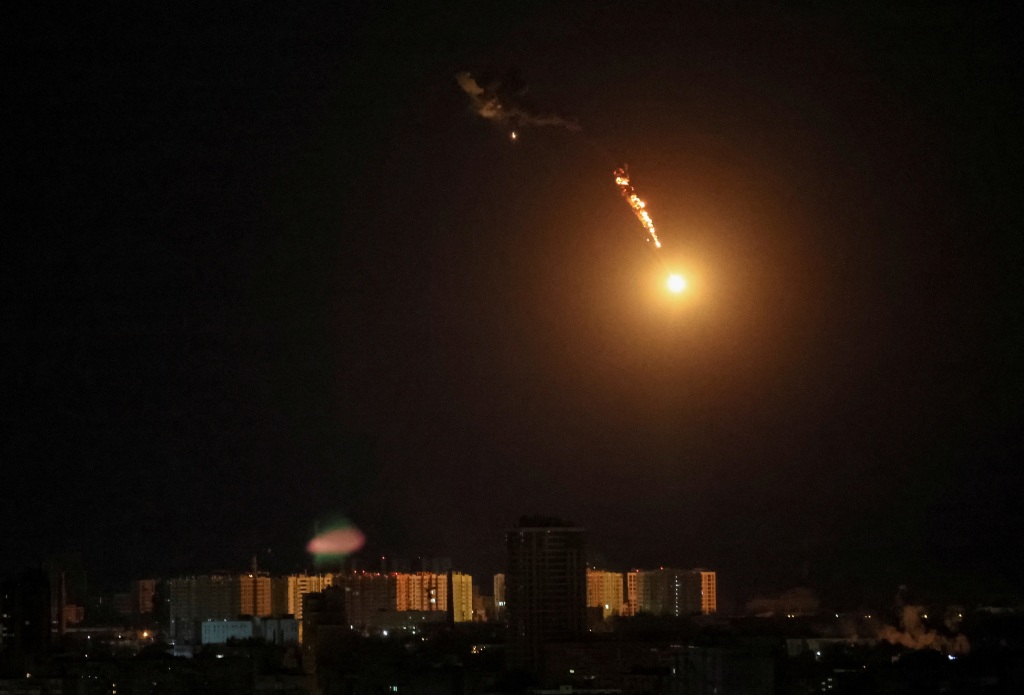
[667,274,686,293]
[613,167,661,248]
[509,130,518,141]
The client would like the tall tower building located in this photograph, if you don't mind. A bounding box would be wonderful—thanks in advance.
[286,573,334,621]
[270,576,290,617]
[167,574,240,644]
[395,572,446,611]
[493,574,506,620]
[623,570,639,616]
[390,571,474,622]
[506,516,586,674]
[695,570,717,615]
[338,572,397,627]
[586,569,624,619]
[0,569,51,672]
[44,554,87,637]
[133,579,156,616]
[448,572,473,623]
[240,572,271,617]
[633,569,717,616]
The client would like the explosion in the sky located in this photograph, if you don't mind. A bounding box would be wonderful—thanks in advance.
[613,166,689,293]
[614,165,662,249]
[667,273,686,293]
[456,70,580,135]
[307,518,365,566]
[456,72,686,295]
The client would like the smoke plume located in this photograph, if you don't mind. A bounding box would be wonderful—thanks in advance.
[878,605,970,655]
[456,70,580,131]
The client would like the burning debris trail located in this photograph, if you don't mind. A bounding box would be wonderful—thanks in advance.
[613,165,686,293]
[455,71,687,295]
[614,165,662,249]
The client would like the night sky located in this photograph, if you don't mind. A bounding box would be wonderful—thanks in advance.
[5,2,1022,606]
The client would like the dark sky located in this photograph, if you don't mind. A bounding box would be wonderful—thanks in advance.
[4,2,1022,605]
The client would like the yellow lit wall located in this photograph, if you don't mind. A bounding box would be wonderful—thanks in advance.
[586,569,624,619]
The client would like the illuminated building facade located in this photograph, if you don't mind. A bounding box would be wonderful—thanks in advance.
[286,573,334,621]
[695,570,717,615]
[396,572,445,611]
[506,516,586,673]
[586,569,624,619]
[448,572,473,623]
[633,569,717,616]
[387,572,474,622]
[240,572,272,617]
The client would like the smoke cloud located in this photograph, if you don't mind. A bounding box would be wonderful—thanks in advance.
[456,70,580,131]
[878,605,970,655]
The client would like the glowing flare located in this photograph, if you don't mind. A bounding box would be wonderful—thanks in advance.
[613,167,662,248]
[667,274,686,293]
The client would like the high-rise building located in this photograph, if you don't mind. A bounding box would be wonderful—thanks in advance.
[332,572,397,627]
[133,579,156,615]
[623,570,639,616]
[286,573,334,621]
[301,586,347,671]
[303,571,475,630]
[380,571,474,622]
[167,574,241,643]
[633,569,717,616]
[493,574,506,620]
[113,592,134,616]
[506,516,586,673]
[395,572,446,612]
[471,583,488,622]
[240,572,271,617]
[0,569,51,671]
[586,569,624,619]
[270,576,290,617]
[448,572,473,623]
[45,553,86,636]
[695,570,717,615]
[62,603,84,625]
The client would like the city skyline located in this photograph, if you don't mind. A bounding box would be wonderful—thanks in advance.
[3,545,1011,692]
[5,1,1022,607]
[22,542,720,602]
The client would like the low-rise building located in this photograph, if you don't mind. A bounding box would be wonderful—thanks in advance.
[200,617,299,645]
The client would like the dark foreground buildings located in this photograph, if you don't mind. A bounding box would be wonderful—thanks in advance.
[506,516,586,675]
[0,569,51,676]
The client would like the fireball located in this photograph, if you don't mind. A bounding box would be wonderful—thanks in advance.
[667,274,686,293]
